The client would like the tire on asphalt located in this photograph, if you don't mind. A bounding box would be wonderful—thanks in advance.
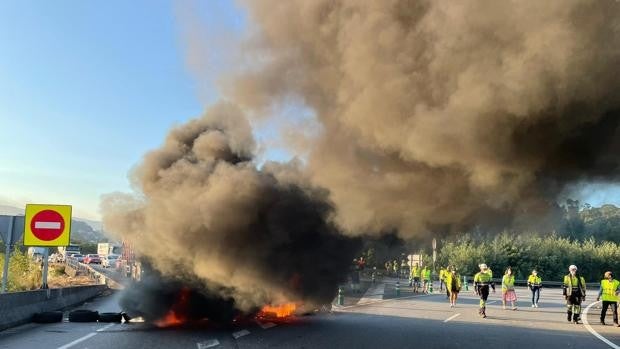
[32,311,63,323]
[68,309,99,322]
[98,312,123,323]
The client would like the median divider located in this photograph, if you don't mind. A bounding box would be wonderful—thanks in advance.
[0,285,108,331]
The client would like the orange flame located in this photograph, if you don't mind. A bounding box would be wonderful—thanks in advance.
[259,303,297,318]
[154,288,190,327]
[154,310,186,327]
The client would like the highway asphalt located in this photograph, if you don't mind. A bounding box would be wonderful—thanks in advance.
[1,281,619,349]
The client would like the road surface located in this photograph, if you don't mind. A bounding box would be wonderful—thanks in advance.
[1,281,619,349]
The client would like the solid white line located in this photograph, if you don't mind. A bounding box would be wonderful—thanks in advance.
[444,313,461,323]
[583,301,620,349]
[35,221,61,229]
[57,323,115,349]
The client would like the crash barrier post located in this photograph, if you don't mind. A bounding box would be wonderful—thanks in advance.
[396,281,400,296]
[338,287,344,306]
[464,276,468,291]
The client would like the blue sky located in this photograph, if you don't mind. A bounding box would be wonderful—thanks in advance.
[0,1,618,220]
[0,0,286,219]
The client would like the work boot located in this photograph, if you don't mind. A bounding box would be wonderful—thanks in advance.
[600,320,606,325]
[567,312,572,322]
[573,315,581,324]
[614,323,620,327]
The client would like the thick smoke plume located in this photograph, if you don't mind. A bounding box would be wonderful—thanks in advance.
[102,102,360,317]
[103,0,620,320]
[222,0,620,235]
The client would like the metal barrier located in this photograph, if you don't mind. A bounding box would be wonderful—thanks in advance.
[64,257,106,285]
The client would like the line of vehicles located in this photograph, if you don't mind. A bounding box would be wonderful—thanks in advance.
[65,253,120,267]
[59,242,123,268]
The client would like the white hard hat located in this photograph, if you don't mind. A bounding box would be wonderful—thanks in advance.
[569,265,578,271]
[479,263,488,270]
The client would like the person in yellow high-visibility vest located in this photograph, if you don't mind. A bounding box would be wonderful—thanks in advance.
[474,263,495,318]
[563,265,586,324]
[527,270,542,308]
[440,266,450,299]
[596,271,620,326]
[439,266,446,290]
[422,266,431,293]
[410,263,421,293]
[446,266,461,308]
[501,267,517,310]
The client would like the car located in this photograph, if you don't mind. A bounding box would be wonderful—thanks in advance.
[70,254,85,263]
[83,254,101,264]
[102,254,120,268]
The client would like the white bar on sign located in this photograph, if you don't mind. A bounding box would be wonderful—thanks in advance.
[34,221,61,229]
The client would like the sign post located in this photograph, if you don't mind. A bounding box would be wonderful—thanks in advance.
[23,204,72,290]
[41,248,49,289]
[432,238,437,273]
[1,216,14,293]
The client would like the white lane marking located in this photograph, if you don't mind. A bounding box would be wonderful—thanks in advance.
[197,339,220,348]
[57,333,98,349]
[487,300,498,304]
[258,321,277,329]
[232,329,250,339]
[34,221,61,229]
[57,323,116,349]
[583,301,620,349]
[336,292,429,310]
[96,323,116,332]
[444,313,461,323]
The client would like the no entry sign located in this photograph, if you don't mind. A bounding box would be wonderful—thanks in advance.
[23,204,72,246]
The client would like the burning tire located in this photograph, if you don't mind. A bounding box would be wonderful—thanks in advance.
[32,311,63,323]
[98,312,123,323]
[68,309,99,322]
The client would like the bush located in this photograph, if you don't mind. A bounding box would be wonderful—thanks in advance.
[0,248,42,291]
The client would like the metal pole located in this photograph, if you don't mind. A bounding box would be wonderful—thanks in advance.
[2,216,14,293]
[41,248,49,289]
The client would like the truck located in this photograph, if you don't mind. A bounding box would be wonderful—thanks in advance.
[97,242,121,257]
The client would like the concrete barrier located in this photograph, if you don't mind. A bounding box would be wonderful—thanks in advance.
[0,285,108,331]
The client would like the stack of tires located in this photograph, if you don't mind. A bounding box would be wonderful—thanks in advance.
[32,310,124,324]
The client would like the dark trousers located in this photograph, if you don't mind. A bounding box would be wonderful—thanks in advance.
[601,301,618,324]
[566,293,582,321]
[531,286,540,304]
[478,285,490,313]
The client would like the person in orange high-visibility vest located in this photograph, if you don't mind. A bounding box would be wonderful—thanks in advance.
[597,271,620,326]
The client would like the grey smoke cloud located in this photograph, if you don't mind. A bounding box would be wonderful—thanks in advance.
[224,0,620,234]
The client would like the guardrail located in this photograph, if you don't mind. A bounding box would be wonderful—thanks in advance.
[65,257,122,288]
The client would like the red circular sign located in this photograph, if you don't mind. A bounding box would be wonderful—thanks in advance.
[30,210,65,241]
